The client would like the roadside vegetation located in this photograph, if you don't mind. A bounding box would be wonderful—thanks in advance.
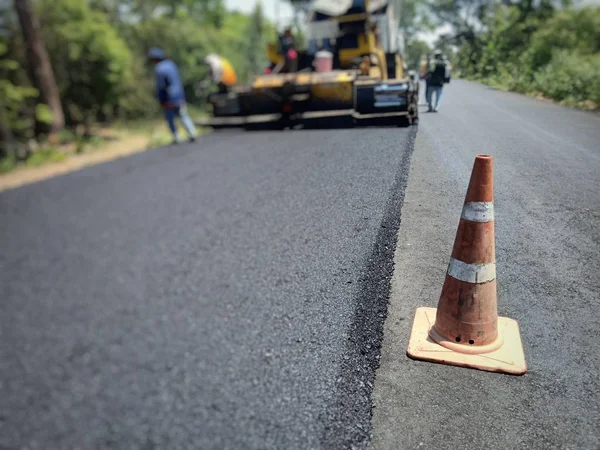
[412,0,600,111]
[0,118,201,175]
[0,0,273,173]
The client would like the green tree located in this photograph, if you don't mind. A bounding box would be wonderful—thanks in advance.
[405,38,431,71]
[525,6,600,69]
[398,0,433,41]
[1,0,289,157]
[38,0,132,130]
[426,0,489,48]
[247,1,265,76]
[14,0,65,135]
[0,39,39,154]
[187,0,226,27]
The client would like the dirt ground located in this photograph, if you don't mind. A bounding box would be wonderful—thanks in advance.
[0,134,151,193]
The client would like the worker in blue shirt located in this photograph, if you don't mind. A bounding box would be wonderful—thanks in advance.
[147,48,197,144]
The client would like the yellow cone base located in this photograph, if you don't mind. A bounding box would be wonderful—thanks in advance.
[406,307,527,375]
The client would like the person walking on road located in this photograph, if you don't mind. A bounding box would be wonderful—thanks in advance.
[426,49,449,112]
[148,47,197,144]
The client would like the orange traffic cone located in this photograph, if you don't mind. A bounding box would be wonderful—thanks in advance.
[406,155,527,375]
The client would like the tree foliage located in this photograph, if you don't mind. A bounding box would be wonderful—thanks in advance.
[405,38,431,71]
[429,0,600,109]
[14,0,65,134]
[38,0,132,128]
[0,0,279,149]
[0,39,38,148]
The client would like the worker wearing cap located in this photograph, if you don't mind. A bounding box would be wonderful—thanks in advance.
[147,47,197,144]
[204,54,238,94]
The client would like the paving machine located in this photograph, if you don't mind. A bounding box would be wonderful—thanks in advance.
[199,0,419,129]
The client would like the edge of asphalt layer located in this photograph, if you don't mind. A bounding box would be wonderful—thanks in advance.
[319,126,417,450]
[0,130,227,194]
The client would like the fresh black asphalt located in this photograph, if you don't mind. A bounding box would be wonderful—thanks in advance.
[0,127,415,449]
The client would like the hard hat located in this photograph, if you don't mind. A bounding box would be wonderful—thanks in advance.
[433,48,442,56]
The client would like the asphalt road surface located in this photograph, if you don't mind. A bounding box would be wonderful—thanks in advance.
[372,80,600,449]
[1,80,599,450]
[0,126,415,449]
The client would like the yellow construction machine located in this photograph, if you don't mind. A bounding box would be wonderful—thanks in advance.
[199,0,419,130]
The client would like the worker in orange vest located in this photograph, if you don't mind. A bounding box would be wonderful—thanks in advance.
[204,54,238,94]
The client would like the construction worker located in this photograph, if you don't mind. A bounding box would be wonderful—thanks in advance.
[279,27,298,73]
[148,47,197,144]
[426,49,449,112]
[204,54,238,94]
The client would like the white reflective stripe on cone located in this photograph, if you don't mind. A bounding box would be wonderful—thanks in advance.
[461,202,494,223]
[447,258,496,284]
